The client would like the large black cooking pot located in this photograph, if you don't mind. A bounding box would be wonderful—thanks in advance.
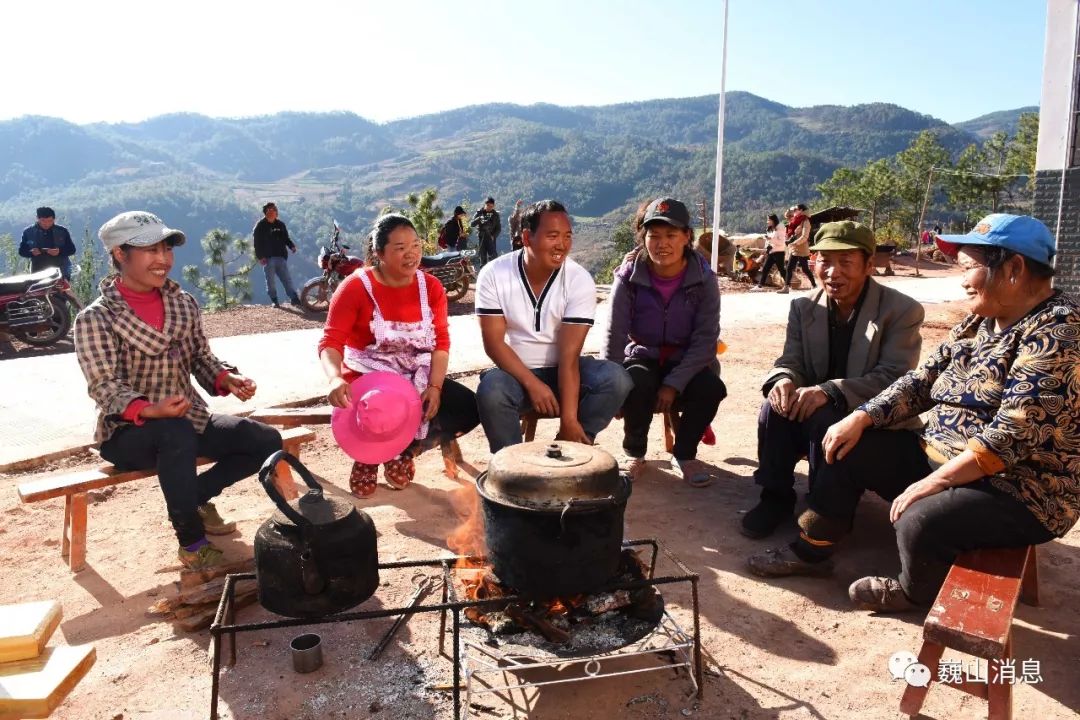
[477,441,631,598]
[254,451,379,618]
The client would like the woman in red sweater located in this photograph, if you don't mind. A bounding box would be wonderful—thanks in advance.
[319,214,479,497]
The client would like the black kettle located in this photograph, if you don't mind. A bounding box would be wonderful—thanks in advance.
[254,451,379,618]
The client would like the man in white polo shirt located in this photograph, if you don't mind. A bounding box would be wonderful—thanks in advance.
[475,200,633,453]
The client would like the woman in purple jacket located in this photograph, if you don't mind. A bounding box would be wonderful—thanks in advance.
[604,198,726,487]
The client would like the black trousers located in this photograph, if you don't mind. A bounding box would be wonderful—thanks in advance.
[757,251,786,287]
[405,378,480,456]
[754,400,846,506]
[621,359,726,460]
[785,255,816,287]
[805,428,1054,604]
[478,235,498,267]
[100,415,282,546]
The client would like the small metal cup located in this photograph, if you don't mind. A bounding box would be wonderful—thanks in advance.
[290,633,323,673]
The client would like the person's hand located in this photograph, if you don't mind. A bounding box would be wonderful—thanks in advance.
[30,247,41,256]
[327,376,353,408]
[767,378,796,417]
[259,258,268,266]
[46,247,60,256]
[890,476,950,523]
[290,246,297,254]
[654,385,678,414]
[421,385,441,422]
[557,418,591,445]
[822,411,871,464]
[223,373,257,401]
[525,379,560,417]
[787,386,828,422]
[622,247,641,265]
[141,395,191,419]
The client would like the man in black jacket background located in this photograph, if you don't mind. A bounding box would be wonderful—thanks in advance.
[19,207,76,279]
[252,202,300,308]
[471,197,502,267]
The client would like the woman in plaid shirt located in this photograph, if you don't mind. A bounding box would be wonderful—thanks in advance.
[74,211,282,570]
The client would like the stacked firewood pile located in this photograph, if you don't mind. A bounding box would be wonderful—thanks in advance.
[146,560,257,632]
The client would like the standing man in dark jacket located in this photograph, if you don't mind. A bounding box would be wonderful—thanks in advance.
[471,197,502,267]
[252,202,300,308]
[20,207,76,279]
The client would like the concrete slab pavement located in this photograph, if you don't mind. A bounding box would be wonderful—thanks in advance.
[0,274,966,470]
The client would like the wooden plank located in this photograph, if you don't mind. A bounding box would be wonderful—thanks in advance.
[19,426,315,503]
[0,601,62,664]
[1020,545,1039,607]
[250,407,332,427]
[924,547,1029,659]
[67,494,88,573]
[0,644,96,720]
[177,593,257,633]
[179,559,255,589]
[899,640,945,715]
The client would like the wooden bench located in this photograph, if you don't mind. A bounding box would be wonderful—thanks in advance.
[521,410,677,453]
[249,406,332,429]
[17,426,316,573]
[900,545,1039,720]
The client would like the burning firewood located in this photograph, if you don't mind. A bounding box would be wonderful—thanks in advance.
[585,590,632,615]
[505,603,570,644]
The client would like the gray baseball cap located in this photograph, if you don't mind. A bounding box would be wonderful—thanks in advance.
[98,211,186,252]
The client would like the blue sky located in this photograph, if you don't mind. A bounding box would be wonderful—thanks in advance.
[0,0,1046,125]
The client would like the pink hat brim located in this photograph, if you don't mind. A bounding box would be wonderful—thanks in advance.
[331,372,423,465]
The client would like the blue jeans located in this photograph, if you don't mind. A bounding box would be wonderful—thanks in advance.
[263,256,298,302]
[476,356,633,453]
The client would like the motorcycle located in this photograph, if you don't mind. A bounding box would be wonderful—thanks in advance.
[420,248,476,302]
[0,267,77,347]
[299,222,365,312]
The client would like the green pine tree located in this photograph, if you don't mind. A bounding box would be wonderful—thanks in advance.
[182,229,256,310]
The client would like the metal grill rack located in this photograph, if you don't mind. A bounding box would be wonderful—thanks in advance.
[208,539,701,720]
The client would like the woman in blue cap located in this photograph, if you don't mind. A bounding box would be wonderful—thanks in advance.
[750,214,1080,612]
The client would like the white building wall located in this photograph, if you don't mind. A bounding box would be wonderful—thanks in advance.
[1036,0,1079,171]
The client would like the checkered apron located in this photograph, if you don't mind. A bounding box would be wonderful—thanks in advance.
[342,269,435,440]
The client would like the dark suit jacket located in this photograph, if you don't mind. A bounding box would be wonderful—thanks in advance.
[762,278,924,419]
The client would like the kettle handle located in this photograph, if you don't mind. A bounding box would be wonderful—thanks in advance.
[258,450,322,529]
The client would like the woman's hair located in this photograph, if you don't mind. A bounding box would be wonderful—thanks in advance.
[962,244,1055,282]
[767,213,780,227]
[453,206,465,216]
[370,213,417,253]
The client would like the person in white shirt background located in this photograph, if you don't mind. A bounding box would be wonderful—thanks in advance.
[474,200,633,453]
[754,213,788,290]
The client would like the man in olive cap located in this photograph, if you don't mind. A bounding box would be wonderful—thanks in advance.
[742,222,925,576]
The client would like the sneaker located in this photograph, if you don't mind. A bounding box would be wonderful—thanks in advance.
[775,286,790,295]
[669,456,713,488]
[747,545,834,578]
[272,301,281,309]
[178,542,224,570]
[848,576,916,613]
[620,456,647,480]
[197,502,237,535]
[740,497,794,539]
[289,296,303,307]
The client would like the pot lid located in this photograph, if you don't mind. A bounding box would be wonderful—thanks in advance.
[479,441,626,511]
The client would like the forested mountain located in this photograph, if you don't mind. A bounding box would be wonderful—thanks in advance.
[0,93,1030,300]
[954,106,1039,139]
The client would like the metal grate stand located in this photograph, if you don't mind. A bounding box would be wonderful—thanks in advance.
[208,539,701,720]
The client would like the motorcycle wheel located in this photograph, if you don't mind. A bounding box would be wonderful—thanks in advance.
[300,278,330,312]
[446,275,469,302]
[17,294,74,347]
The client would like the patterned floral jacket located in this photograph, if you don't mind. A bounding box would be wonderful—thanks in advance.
[74,277,234,444]
[860,291,1080,537]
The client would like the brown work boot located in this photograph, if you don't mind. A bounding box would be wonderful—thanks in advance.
[178,542,224,570]
[848,576,916,613]
[197,502,237,535]
[747,545,834,578]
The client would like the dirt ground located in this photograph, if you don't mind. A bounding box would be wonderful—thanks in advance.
[2,297,1078,720]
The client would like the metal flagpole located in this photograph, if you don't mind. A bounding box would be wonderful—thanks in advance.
[711,0,730,275]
